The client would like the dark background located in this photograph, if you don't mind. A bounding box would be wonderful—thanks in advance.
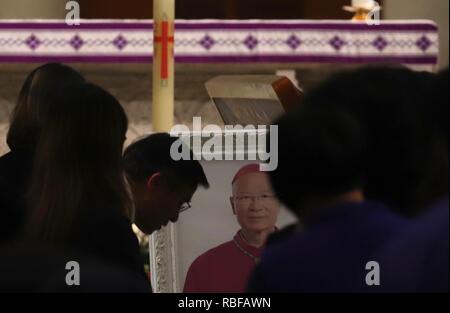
[79,0,383,19]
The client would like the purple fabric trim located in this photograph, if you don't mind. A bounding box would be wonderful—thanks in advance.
[0,22,438,32]
[0,22,153,30]
[176,55,438,64]
[175,22,438,32]
[0,55,153,62]
[0,54,437,65]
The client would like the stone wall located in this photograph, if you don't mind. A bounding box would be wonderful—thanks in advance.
[0,63,232,154]
[0,62,363,155]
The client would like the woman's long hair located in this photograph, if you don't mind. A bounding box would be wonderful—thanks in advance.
[7,63,85,151]
[25,83,132,245]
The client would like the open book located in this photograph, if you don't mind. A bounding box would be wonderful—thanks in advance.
[205,75,304,126]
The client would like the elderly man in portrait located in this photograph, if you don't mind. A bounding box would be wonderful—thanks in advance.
[183,163,281,293]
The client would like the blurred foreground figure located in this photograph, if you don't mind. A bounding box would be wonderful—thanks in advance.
[249,66,448,292]
[23,82,150,290]
[0,242,150,292]
[0,63,85,243]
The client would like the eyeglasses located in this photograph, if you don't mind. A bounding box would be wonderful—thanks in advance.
[179,202,192,213]
[234,194,276,205]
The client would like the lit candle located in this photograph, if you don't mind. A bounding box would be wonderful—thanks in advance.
[152,0,175,132]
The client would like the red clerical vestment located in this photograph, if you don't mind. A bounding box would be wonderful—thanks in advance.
[183,230,262,293]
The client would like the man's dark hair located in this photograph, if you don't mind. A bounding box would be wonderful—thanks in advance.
[123,133,209,189]
[269,106,366,217]
[287,66,443,216]
[416,68,449,209]
[427,68,448,144]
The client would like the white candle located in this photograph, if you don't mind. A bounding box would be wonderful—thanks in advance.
[152,0,175,132]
